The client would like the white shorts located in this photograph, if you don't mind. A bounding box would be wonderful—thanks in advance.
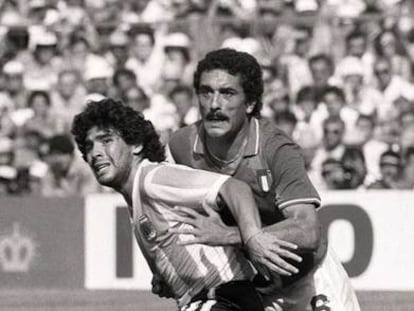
[261,245,361,311]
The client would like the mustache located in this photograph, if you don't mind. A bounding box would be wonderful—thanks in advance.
[205,111,228,121]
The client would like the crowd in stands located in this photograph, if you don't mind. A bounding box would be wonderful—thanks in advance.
[0,0,414,195]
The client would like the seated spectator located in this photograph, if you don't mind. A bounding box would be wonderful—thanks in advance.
[50,69,87,133]
[367,149,404,189]
[22,90,64,139]
[262,77,289,117]
[308,53,339,102]
[335,56,382,116]
[168,84,198,127]
[349,114,389,185]
[163,32,195,86]
[321,158,352,190]
[308,115,350,189]
[337,29,375,84]
[279,26,313,98]
[123,85,150,113]
[106,30,130,69]
[372,57,414,123]
[374,28,412,82]
[341,146,367,189]
[0,137,18,194]
[399,147,414,189]
[35,134,101,196]
[313,85,359,144]
[273,110,297,139]
[3,60,30,115]
[125,25,165,95]
[20,29,63,91]
[293,86,323,149]
[108,68,138,100]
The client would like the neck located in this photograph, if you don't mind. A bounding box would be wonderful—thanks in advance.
[205,119,250,161]
[118,159,142,207]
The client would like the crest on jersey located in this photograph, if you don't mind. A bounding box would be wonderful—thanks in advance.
[139,215,157,242]
[257,169,272,192]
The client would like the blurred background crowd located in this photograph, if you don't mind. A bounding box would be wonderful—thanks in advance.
[0,0,413,196]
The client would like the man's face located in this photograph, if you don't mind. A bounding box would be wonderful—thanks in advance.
[85,126,134,188]
[133,34,153,62]
[348,37,366,57]
[324,92,344,117]
[374,61,392,87]
[310,59,331,86]
[46,153,73,176]
[197,69,253,139]
[58,72,78,98]
[323,121,344,150]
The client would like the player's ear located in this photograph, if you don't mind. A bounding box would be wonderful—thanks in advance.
[133,145,143,156]
[246,101,256,114]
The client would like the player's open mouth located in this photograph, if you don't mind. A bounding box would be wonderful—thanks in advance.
[94,163,110,173]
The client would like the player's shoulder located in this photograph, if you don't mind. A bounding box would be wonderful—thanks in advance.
[169,122,200,148]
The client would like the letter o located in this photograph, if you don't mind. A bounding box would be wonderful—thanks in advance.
[319,204,373,277]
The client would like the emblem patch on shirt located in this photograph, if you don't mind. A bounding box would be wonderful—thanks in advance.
[139,215,157,242]
[257,169,272,192]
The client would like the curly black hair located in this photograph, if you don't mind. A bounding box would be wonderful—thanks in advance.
[71,98,165,162]
[193,48,263,117]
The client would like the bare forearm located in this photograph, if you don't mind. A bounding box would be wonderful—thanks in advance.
[263,204,321,250]
[219,178,262,245]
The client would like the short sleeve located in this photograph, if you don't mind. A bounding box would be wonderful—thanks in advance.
[269,144,321,210]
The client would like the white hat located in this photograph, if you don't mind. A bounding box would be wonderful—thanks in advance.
[164,32,191,49]
[3,61,24,75]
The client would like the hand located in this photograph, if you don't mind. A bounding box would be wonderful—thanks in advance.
[245,231,302,276]
[151,274,174,298]
[166,205,235,246]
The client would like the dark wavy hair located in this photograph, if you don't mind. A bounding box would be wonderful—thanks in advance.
[193,48,263,117]
[71,98,165,162]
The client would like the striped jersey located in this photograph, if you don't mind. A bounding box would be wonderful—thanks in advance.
[130,159,255,306]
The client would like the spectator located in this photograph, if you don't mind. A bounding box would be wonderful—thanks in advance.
[308,53,338,101]
[341,146,367,189]
[106,30,130,69]
[3,60,28,110]
[50,69,87,129]
[313,85,359,144]
[335,56,382,117]
[372,56,414,122]
[308,116,349,189]
[123,85,150,113]
[125,25,165,95]
[22,90,63,139]
[20,30,62,91]
[108,68,138,100]
[168,84,198,127]
[338,29,375,83]
[36,134,101,196]
[367,148,404,189]
[279,26,314,98]
[350,114,389,185]
[374,28,412,81]
[321,158,352,190]
[0,137,18,194]
[399,146,414,189]
[163,32,195,86]
[273,110,297,138]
